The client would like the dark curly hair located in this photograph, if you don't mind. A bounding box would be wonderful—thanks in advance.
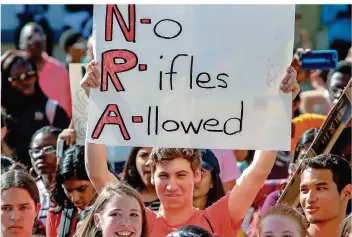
[30,126,63,147]
[301,154,351,193]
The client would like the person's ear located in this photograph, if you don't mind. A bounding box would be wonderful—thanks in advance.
[94,213,102,229]
[35,203,41,216]
[342,184,352,201]
[67,46,74,55]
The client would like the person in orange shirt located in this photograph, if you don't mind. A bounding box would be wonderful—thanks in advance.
[81,60,299,237]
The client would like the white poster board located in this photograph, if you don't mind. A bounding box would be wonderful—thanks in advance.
[87,4,295,150]
[69,63,89,145]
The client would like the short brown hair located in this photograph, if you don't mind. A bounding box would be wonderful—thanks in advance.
[74,182,149,237]
[257,204,308,237]
[149,148,202,174]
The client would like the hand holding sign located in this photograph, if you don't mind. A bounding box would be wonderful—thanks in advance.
[80,60,100,97]
[82,63,299,100]
[280,66,299,99]
[88,4,295,149]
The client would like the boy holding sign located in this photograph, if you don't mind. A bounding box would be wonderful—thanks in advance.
[81,60,299,236]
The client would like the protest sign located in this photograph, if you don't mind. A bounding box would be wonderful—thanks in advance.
[69,63,89,145]
[87,4,295,149]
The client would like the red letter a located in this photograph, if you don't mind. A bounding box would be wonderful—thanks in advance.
[105,4,136,42]
[91,104,131,140]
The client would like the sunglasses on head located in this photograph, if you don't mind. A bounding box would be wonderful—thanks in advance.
[8,71,36,84]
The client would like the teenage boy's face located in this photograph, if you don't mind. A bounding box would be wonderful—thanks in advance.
[152,158,201,211]
[299,168,349,224]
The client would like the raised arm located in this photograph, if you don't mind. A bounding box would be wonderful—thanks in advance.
[228,66,299,226]
[81,60,119,193]
[85,142,118,193]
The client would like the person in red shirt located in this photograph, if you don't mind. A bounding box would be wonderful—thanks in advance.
[81,60,299,237]
[46,145,96,237]
[19,22,72,117]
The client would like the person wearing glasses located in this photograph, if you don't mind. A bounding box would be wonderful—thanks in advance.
[29,126,63,226]
[1,51,69,169]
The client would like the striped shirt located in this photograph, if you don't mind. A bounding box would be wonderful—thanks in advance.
[144,199,160,212]
[36,179,51,226]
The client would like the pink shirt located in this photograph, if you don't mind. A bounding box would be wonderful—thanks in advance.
[39,53,72,117]
[212,149,241,183]
[146,194,241,236]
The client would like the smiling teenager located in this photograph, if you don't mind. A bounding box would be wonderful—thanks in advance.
[81,59,299,236]
[299,154,352,237]
[74,182,150,237]
[1,170,41,237]
[256,204,308,237]
[1,52,69,168]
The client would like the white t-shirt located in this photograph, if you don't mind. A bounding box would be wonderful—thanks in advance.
[211,149,241,183]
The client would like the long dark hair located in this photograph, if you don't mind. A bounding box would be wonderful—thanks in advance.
[206,170,225,208]
[1,52,45,113]
[51,145,94,212]
[120,147,147,191]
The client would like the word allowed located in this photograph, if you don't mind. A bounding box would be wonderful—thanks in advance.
[91,102,244,140]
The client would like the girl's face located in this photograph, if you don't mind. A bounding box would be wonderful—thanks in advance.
[259,215,301,237]
[1,187,40,237]
[62,178,96,212]
[193,168,213,199]
[94,194,143,237]
[9,60,37,96]
[135,147,153,188]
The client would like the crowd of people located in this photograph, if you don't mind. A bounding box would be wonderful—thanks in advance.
[1,4,351,237]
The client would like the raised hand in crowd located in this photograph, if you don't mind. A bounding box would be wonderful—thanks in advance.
[57,120,77,147]
[80,58,299,236]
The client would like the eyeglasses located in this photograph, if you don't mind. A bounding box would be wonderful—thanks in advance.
[8,71,37,85]
[29,145,56,159]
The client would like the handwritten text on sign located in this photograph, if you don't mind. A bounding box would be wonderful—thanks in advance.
[87,4,295,150]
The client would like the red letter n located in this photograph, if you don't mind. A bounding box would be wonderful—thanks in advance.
[105,4,136,42]
[91,104,131,140]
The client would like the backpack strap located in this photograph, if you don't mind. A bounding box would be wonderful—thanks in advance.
[45,99,58,125]
[58,207,76,237]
